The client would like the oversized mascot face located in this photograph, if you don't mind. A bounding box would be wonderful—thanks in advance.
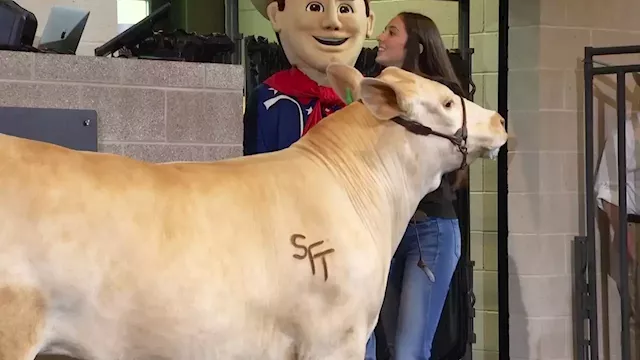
[265,0,375,80]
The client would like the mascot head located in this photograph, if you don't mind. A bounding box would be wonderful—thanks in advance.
[252,0,375,85]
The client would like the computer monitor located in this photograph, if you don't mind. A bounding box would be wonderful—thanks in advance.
[38,6,90,55]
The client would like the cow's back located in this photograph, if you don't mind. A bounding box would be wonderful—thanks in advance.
[0,134,384,359]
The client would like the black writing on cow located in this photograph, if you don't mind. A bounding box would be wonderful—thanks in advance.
[290,234,335,281]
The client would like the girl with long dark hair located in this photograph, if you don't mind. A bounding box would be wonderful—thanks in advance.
[364,12,465,360]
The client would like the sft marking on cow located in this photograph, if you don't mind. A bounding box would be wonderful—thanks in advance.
[290,234,335,282]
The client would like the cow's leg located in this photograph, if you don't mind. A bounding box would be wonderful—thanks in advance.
[0,286,47,360]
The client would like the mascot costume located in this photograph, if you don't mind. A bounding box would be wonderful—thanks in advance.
[243,0,375,155]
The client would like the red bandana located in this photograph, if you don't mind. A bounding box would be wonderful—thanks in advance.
[264,67,346,135]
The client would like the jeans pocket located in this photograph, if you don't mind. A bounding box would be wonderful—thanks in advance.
[452,220,462,260]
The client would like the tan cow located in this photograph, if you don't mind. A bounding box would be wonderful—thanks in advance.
[0,63,507,360]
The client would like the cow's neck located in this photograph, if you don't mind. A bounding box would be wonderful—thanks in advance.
[293,102,459,256]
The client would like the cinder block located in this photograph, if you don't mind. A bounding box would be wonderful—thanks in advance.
[483,73,498,111]
[470,231,485,269]
[0,51,32,80]
[369,0,457,36]
[509,275,571,317]
[483,193,498,231]
[98,143,123,155]
[509,317,571,358]
[0,81,82,109]
[470,0,485,34]
[538,27,591,70]
[469,158,484,192]
[482,157,497,192]
[482,311,499,351]
[482,232,497,271]
[205,64,245,90]
[470,193,497,232]
[508,0,541,27]
[34,53,121,84]
[441,35,455,49]
[564,0,597,27]
[508,27,540,70]
[121,59,205,89]
[509,69,564,111]
[474,270,498,311]
[470,32,499,73]
[166,91,243,144]
[80,86,166,142]
[484,0,499,32]
[470,192,484,232]
[509,234,568,276]
[507,193,539,234]
[471,74,485,105]
[204,145,243,160]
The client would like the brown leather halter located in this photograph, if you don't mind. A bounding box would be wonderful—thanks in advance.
[389,94,469,170]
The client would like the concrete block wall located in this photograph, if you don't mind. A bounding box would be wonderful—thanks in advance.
[238,1,500,359]
[0,50,244,163]
[508,0,640,359]
[14,0,118,56]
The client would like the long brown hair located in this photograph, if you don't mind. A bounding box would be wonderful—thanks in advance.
[398,12,469,189]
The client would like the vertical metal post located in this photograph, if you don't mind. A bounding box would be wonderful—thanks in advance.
[456,1,474,359]
[583,47,600,360]
[574,236,587,359]
[496,0,510,356]
[616,70,631,360]
[458,0,471,72]
[224,0,241,64]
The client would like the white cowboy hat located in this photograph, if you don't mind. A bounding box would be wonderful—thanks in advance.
[251,0,272,19]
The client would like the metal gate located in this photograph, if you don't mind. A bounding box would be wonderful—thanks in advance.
[576,44,640,360]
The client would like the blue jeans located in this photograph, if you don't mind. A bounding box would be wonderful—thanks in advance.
[365,217,461,360]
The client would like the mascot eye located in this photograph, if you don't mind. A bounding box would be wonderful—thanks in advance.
[306,2,324,12]
[338,4,353,13]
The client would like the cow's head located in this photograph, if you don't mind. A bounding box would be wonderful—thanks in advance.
[326,62,508,173]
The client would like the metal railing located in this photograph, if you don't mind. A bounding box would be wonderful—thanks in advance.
[576,44,640,360]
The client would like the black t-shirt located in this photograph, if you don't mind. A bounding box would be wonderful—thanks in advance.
[417,174,458,219]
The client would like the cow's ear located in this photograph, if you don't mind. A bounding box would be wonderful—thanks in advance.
[358,78,404,120]
[326,63,364,104]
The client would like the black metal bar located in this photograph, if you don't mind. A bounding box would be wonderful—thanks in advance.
[458,0,470,62]
[583,46,600,360]
[224,0,241,64]
[456,1,474,358]
[587,45,640,57]
[616,70,631,360]
[574,236,587,360]
[591,64,640,76]
[497,0,509,356]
